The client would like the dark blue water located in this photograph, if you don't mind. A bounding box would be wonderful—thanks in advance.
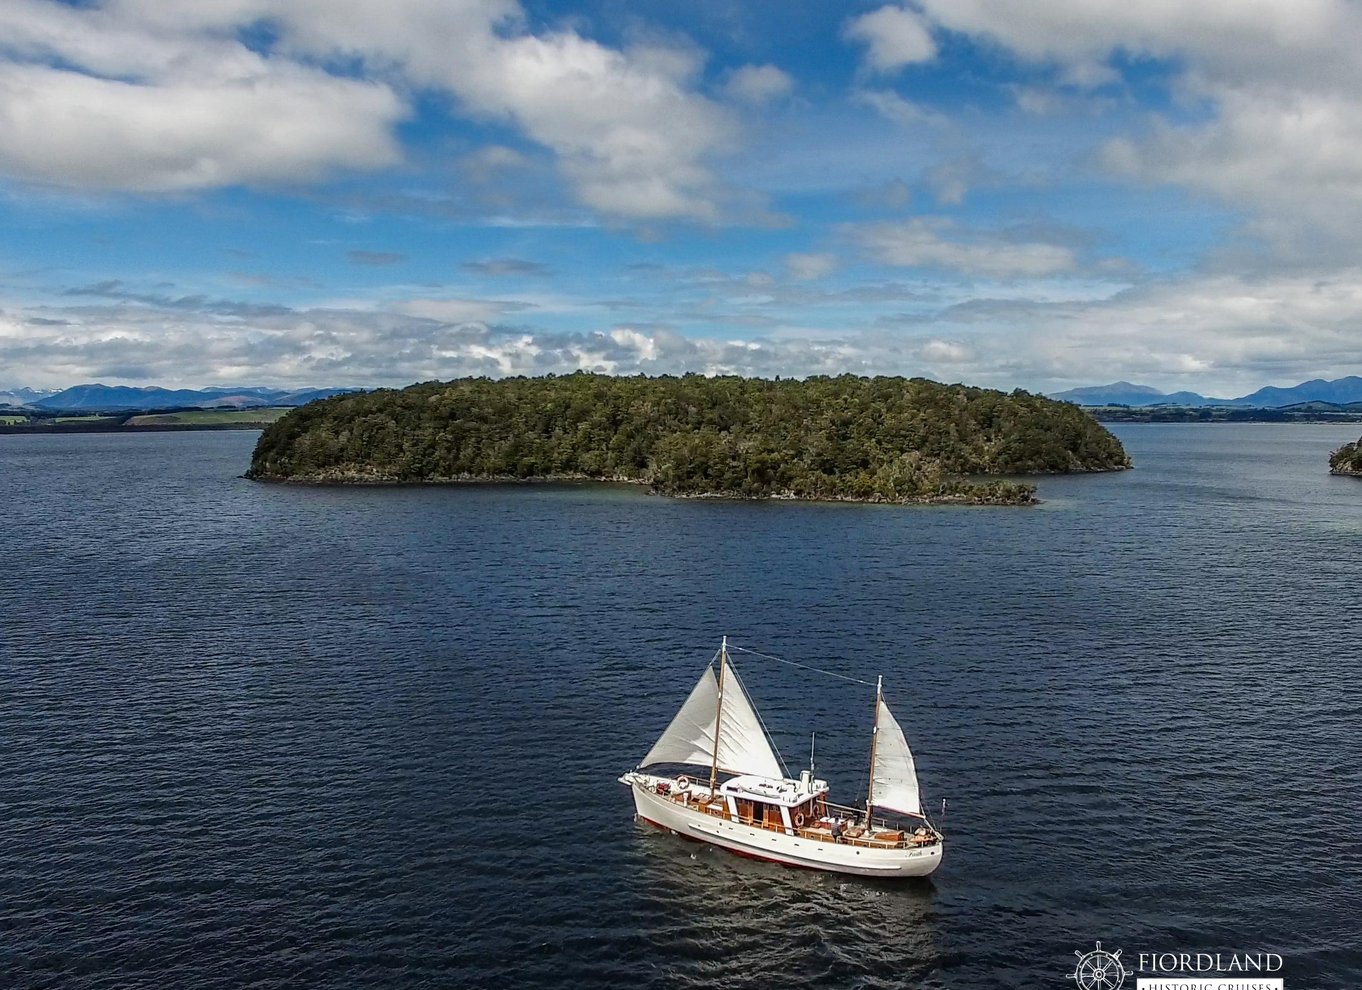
[3,425,1361,989]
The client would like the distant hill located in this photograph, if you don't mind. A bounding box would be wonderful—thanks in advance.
[1234,376,1362,407]
[1048,381,1216,407]
[1051,375,1362,409]
[24,383,364,412]
[1048,382,1166,405]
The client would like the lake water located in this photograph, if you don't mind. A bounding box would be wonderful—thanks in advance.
[2,425,1361,989]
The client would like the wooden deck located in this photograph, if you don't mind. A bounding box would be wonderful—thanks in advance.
[655,785,939,850]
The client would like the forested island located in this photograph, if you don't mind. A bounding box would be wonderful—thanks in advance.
[246,373,1131,505]
[1330,437,1362,476]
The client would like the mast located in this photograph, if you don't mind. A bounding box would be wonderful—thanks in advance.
[709,635,728,796]
[865,675,882,825]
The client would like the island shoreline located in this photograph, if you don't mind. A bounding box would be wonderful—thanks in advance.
[238,469,1143,505]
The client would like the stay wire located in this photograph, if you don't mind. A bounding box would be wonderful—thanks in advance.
[725,657,791,780]
[726,644,875,687]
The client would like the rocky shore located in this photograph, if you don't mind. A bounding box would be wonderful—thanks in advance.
[1330,438,1362,476]
[245,467,1040,505]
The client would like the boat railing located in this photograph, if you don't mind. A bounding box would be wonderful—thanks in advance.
[656,780,939,848]
[719,803,938,849]
[821,799,933,835]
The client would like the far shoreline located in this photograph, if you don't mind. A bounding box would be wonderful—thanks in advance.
[0,422,268,435]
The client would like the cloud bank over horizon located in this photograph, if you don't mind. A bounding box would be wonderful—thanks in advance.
[1,0,1360,396]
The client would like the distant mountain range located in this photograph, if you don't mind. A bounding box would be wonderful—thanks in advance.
[0,383,363,412]
[7,375,1362,413]
[0,386,58,407]
[1049,376,1362,409]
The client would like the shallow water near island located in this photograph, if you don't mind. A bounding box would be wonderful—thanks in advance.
[2,424,1361,989]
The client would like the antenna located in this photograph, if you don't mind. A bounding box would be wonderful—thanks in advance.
[809,731,816,773]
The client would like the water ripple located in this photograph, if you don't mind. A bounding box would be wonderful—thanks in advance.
[1,426,1361,989]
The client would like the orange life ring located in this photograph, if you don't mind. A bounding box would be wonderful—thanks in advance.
[793,811,805,828]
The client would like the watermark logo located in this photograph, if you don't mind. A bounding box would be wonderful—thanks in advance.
[1069,941,1133,990]
[1066,942,1285,989]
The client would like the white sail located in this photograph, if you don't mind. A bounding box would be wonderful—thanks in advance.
[714,666,784,779]
[639,662,783,780]
[639,666,722,770]
[870,699,921,816]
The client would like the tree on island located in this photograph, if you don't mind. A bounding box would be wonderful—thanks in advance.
[247,372,1132,505]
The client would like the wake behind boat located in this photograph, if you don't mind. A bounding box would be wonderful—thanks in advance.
[619,637,943,878]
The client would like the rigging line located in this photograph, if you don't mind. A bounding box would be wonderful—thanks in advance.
[727,644,876,687]
[727,657,791,780]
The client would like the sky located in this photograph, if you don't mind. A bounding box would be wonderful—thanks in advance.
[2,0,1362,396]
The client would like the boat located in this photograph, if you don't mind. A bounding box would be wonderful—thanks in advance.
[619,636,944,877]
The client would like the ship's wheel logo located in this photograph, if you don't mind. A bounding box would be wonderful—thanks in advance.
[1069,941,1132,990]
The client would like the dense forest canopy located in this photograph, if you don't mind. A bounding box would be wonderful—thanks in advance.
[1330,437,1362,476]
[247,373,1131,504]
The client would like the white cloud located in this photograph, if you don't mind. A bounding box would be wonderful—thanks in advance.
[919,338,972,364]
[7,266,1362,394]
[459,145,532,182]
[1023,273,1362,392]
[1104,86,1362,245]
[0,3,404,192]
[911,0,1351,78]
[854,218,1078,277]
[852,89,945,127]
[451,31,733,221]
[925,154,994,206]
[392,297,535,324]
[724,64,795,106]
[0,0,738,221]
[844,6,937,74]
[785,253,839,281]
[207,0,735,221]
[908,0,1362,252]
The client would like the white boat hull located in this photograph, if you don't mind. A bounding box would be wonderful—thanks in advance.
[625,776,943,878]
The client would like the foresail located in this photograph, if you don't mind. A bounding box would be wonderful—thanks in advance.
[871,699,921,816]
[714,670,784,780]
[639,666,721,770]
[639,660,784,780]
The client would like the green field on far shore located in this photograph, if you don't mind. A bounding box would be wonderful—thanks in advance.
[125,407,291,426]
[0,406,292,430]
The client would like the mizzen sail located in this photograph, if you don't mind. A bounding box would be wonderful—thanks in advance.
[639,663,783,779]
[870,699,921,816]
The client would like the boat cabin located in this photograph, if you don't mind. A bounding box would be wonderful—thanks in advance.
[719,771,829,833]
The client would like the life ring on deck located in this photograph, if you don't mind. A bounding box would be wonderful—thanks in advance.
[793,811,805,829]
[676,775,691,791]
